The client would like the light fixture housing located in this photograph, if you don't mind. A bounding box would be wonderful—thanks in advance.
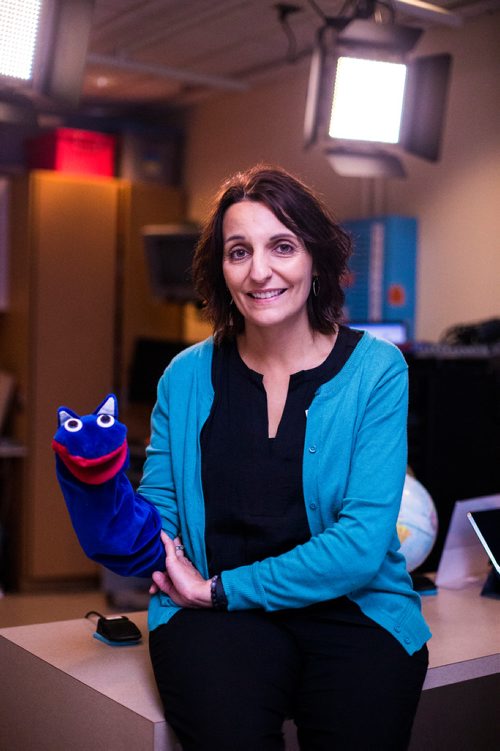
[304,19,452,177]
[0,0,95,112]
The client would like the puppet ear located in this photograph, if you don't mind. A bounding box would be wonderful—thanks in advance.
[57,407,78,428]
[95,394,117,419]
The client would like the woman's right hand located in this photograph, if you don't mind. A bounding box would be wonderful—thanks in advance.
[150,532,212,608]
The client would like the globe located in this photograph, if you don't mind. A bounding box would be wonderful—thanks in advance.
[397,474,438,572]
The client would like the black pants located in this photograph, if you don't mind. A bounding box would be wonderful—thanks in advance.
[149,601,428,751]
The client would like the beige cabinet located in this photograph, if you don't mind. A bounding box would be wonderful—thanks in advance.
[118,180,186,410]
[0,171,185,588]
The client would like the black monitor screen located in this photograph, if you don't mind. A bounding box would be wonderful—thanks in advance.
[128,338,188,404]
[142,224,200,302]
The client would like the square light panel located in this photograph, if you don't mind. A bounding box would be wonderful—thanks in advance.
[0,0,42,81]
[329,56,407,144]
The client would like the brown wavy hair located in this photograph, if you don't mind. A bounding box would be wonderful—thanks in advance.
[192,165,352,342]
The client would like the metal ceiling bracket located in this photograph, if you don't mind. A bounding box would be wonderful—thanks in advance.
[86,53,249,91]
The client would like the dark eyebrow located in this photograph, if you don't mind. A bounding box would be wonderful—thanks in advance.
[223,232,298,245]
[224,234,245,244]
[270,233,298,241]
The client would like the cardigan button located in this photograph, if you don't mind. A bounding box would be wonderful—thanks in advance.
[394,626,401,633]
[309,503,317,510]
[308,445,317,454]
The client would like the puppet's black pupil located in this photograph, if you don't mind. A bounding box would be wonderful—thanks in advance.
[68,420,79,428]
[100,415,111,424]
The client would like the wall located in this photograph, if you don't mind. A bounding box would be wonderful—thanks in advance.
[183,60,364,224]
[184,12,500,342]
[386,13,500,341]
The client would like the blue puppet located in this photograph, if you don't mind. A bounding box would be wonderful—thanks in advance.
[52,394,128,484]
[52,395,164,577]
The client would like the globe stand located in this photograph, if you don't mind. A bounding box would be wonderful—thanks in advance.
[480,567,500,600]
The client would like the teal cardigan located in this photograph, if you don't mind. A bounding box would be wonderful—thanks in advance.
[141,333,431,654]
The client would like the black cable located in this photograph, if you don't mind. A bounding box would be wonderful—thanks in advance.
[306,0,329,22]
[85,610,105,622]
[275,4,302,63]
[282,15,299,62]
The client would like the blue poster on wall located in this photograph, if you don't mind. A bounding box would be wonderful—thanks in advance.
[342,216,417,340]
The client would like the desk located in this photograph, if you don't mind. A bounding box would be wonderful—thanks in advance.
[0,582,498,751]
[409,581,499,751]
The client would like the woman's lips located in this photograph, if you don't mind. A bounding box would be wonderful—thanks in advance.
[247,289,286,300]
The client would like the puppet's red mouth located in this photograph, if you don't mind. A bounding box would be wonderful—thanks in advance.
[52,439,128,484]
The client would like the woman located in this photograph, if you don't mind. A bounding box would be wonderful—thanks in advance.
[55,165,430,750]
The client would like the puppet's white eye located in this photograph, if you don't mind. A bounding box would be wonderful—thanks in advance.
[97,414,115,428]
[64,418,82,432]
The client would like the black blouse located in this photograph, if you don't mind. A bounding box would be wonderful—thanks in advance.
[201,326,362,577]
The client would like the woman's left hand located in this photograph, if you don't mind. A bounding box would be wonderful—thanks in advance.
[149,531,212,608]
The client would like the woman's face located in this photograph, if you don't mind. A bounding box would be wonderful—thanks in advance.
[222,200,314,334]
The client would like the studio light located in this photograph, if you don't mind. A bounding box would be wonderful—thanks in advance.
[0,0,95,112]
[304,10,453,178]
[0,0,42,82]
[329,57,407,144]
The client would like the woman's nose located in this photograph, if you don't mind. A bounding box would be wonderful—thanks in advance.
[249,249,272,282]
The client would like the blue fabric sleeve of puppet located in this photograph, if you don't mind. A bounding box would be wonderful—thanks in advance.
[56,457,166,577]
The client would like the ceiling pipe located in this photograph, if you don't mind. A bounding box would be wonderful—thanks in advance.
[454,0,500,17]
[86,53,249,91]
[394,0,463,27]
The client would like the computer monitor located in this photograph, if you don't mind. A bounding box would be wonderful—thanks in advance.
[467,508,500,598]
[128,338,187,405]
[349,320,408,345]
[142,224,200,303]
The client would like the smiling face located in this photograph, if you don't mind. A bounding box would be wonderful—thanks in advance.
[222,200,314,335]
